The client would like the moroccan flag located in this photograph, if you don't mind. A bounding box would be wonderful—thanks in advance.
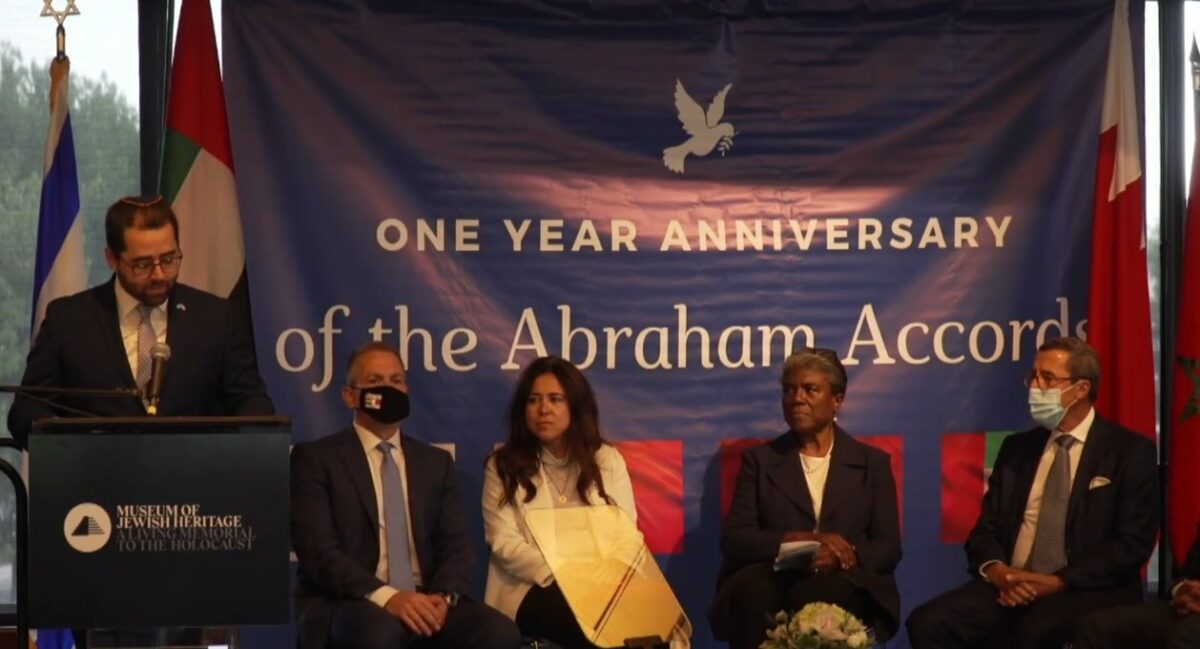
[1168,39,1200,564]
[1086,0,1155,440]
[941,431,1017,544]
[32,55,86,337]
[161,0,246,300]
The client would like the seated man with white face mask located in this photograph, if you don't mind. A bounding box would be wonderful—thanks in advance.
[906,336,1158,649]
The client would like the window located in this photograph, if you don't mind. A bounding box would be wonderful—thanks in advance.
[0,0,141,603]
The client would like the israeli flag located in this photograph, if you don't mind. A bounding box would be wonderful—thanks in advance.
[32,57,86,339]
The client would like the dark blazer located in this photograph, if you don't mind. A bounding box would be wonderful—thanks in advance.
[712,427,902,641]
[7,278,274,447]
[965,413,1158,596]
[291,427,472,649]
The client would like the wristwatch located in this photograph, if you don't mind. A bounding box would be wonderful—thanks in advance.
[439,591,460,608]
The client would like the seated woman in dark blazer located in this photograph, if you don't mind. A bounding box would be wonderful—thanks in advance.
[482,356,638,649]
[709,348,902,649]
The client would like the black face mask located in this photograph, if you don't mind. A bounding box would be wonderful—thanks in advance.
[356,385,410,425]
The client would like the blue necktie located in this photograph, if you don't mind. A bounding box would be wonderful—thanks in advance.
[378,441,416,591]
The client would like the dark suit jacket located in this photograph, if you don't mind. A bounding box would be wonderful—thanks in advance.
[291,428,472,649]
[965,413,1158,597]
[7,278,274,447]
[711,427,902,641]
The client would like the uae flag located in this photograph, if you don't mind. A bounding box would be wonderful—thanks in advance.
[1086,0,1155,440]
[941,431,1017,544]
[1168,40,1200,564]
[161,0,247,302]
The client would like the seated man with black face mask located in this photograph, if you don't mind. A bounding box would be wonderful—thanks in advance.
[290,342,521,649]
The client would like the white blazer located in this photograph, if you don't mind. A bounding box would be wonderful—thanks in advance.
[482,443,637,620]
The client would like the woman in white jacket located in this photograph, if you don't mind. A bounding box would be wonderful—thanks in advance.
[482,355,637,649]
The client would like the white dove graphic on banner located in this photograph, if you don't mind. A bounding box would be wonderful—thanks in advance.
[662,79,736,174]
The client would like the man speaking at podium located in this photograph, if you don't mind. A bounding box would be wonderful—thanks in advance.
[7,194,274,447]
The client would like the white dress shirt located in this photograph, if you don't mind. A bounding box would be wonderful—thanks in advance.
[353,423,423,608]
[114,281,167,378]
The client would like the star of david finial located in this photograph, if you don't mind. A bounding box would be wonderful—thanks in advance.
[40,0,79,25]
[41,0,80,60]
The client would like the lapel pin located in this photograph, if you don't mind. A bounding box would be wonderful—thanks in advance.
[175,303,187,311]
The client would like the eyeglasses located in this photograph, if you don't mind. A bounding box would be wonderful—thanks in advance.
[120,252,183,278]
[1023,371,1077,389]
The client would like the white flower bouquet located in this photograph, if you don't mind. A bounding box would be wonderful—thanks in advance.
[759,602,873,649]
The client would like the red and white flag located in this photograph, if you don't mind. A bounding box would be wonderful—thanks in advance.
[1087,0,1156,441]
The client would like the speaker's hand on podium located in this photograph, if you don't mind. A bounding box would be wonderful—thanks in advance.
[386,591,448,636]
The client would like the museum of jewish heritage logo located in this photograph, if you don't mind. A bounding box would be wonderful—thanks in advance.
[63,502,258,554]
[63,502,113,553]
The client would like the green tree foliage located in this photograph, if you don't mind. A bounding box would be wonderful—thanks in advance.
[0,41,139,598]
[0,41,139,388]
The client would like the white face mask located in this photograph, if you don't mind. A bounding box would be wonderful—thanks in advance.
[1028,382,1082,429]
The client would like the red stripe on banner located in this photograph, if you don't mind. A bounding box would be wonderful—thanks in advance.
[941,433,986,544]
[614,440,684,555]
[167,0,236,170]
[719,437,768,520]
[859,434,904,527]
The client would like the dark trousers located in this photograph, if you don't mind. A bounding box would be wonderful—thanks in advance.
[1073,601,1200,649]
[515,582,601,649]
[709,563,875,649]
[328,598,521,649]
[906,578,1138,649]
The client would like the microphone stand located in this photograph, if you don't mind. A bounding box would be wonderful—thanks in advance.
[0,385,143,419]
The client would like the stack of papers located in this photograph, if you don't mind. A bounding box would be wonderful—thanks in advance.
[773,540,820,572]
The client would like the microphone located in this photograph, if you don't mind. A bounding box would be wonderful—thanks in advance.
[145,342,171,416]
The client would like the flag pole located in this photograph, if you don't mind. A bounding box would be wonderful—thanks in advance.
[27,4,86,649]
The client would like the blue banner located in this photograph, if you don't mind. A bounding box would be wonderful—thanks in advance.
[223,2,1120,645]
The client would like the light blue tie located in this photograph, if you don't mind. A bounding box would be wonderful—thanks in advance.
[378,441,416,591]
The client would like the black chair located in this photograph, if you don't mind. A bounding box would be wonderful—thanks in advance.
[0,438,28,649]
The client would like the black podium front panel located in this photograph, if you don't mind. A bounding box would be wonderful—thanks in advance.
[28,420,289,627]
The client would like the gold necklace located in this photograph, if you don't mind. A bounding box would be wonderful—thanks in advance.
[801,453,830,475]
[544,464,574,503]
